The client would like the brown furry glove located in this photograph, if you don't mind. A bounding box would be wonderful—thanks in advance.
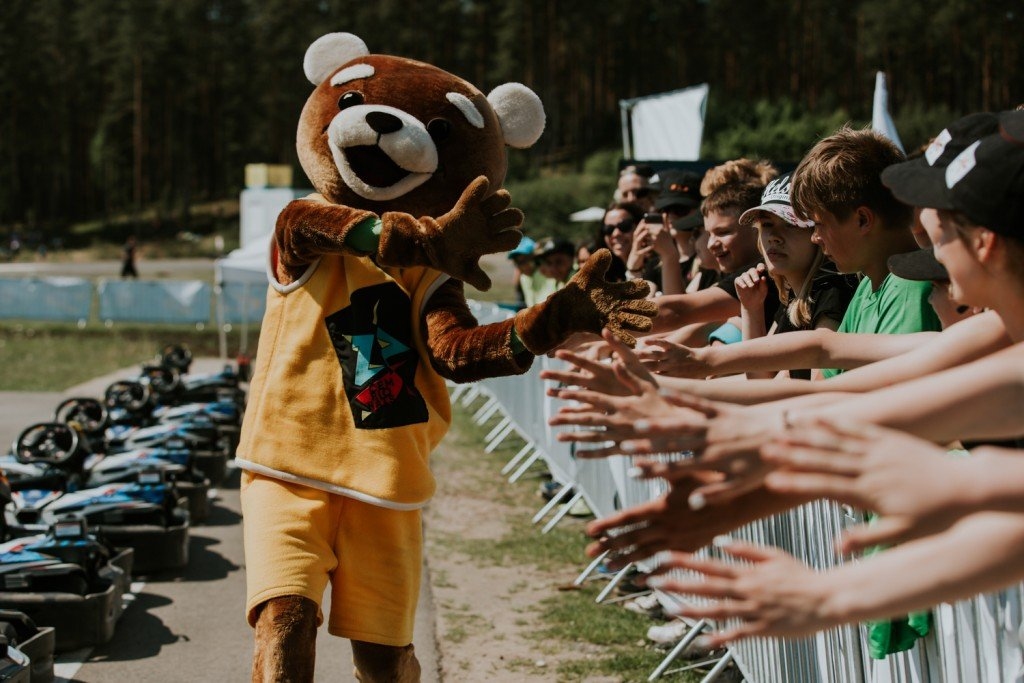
[514,249,659,355]
[377,176,523,291]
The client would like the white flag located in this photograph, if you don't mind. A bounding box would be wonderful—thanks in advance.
[872,71,905,154]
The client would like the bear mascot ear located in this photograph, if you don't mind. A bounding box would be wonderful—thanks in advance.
[487,83,546,149]
[303,32,371,86]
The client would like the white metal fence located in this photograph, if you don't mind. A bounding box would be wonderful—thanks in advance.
[467,299,1024,683]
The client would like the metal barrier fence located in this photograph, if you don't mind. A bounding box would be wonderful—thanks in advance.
[0,276,261,326]
[0,277,93,322]
[467,299,1024,682]
[98,279,211,324]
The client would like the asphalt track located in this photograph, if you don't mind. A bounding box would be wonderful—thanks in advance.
[0,360,440,682]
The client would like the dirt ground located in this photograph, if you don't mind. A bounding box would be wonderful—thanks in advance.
[423,412,621,683]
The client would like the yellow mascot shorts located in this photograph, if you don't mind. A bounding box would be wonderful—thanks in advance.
[241,471,422,646]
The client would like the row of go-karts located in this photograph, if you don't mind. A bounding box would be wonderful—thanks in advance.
[0,345,245,681]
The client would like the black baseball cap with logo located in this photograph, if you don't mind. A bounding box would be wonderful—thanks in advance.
[882,110,1024,237]
[652,170,703,212]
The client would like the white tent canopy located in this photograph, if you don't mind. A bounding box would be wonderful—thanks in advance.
[215,236,270,285]
[569,206,606,222]
[214,235,271,358]
[620,83,709,161]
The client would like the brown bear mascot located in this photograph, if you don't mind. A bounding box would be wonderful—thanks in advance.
[235,32,657,682]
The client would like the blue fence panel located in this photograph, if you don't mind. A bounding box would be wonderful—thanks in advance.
[97,279,211,324]
[219,282,267,324]
[0,277,93,321]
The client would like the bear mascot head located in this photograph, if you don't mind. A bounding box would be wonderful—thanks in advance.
[297,32,544,224]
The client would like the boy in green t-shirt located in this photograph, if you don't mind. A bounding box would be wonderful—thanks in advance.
[791,127,941,377]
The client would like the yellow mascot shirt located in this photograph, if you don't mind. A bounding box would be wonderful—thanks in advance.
[235,248,452,510]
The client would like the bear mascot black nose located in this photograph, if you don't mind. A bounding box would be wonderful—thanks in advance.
[366,111,403,134]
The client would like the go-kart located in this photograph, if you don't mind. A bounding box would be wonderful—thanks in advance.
[0,610,54,683]
[5,423,189,574]
[54,398,212,520]
[101,385,234,484]
[0,515,132,652]
[140,347,245,408]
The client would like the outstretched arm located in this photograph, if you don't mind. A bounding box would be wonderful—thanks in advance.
[762,419,1024,553]
[647,309,1010,405]
[638,326,937,379]
[423,279,533,383]
[795,341,1024,443]
[424,251,658,383]
[649,288,738,334]
[654,512,1024,646]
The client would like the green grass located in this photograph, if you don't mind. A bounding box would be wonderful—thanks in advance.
[0,322,228,391]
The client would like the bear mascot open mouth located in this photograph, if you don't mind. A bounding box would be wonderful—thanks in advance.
[342,144,410,189]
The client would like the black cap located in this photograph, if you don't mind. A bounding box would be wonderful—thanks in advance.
[882,110,1024,237]
[887,248,949,281]
[653,170,703,212]
[671,213,703,231]
[533,237,574,259]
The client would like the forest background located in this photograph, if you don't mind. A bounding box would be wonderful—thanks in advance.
[2,0,1022,248]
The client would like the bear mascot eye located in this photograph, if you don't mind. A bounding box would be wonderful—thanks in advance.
[338,91,364,110]
[426,118,452,142]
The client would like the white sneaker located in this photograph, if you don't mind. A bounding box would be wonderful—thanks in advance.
[624,593,661,615]
[565,498,592,517]
[646,620,688,645]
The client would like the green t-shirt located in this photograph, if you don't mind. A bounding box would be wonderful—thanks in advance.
[821,274,941,378]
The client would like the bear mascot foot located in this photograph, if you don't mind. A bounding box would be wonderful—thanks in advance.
[252,595,318,683]
[352,640,421,682]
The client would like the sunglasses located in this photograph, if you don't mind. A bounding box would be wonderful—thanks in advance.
[602,220,636,236]
[623,188,654,199]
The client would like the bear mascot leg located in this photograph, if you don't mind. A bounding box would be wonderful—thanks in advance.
[351,640,421,682]
[251,595,318,682]
[250,594,420,682]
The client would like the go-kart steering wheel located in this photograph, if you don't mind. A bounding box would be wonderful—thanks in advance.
[141,364,181,394]
[55,397,109,433]
[161,344,193,372]
[13,422,80,466]
[104,380,152,412]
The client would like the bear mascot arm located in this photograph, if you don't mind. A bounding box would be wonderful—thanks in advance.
[275,32,658,381]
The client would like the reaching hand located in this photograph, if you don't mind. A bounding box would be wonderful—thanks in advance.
[734,264,769,312]
[548,367,719,458]
[642,543,833,646]
[626,224,655,273]
[583,469,727,569]
[634,338,712,378]
[762,418,972,554]
[541,328,658,397]
[378,176,523,291]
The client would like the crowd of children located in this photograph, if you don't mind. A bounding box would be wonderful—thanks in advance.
[527,109,1024,656]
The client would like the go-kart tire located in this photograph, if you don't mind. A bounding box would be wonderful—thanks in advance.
[98,513,189,574]
[175,479,210,524]
[0,563,127,653]
[191,450,227,487]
